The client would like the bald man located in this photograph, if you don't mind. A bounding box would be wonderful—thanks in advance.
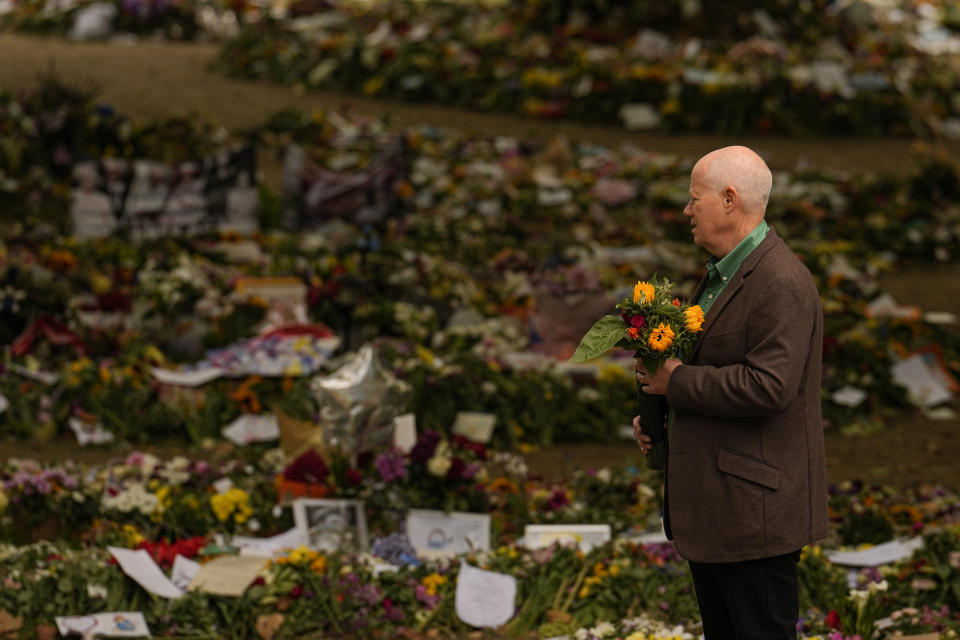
[634,147,828,639]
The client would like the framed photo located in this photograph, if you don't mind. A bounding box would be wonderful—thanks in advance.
[292,498,368,553]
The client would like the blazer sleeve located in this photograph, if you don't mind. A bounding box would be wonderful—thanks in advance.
[666,275,819,419]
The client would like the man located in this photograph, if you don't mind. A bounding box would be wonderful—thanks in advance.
[634,146,828,639]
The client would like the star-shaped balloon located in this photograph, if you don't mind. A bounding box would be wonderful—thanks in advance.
[309,344,412,460]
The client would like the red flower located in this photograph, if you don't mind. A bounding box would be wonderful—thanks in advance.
[291,584,304,599]
[825,609,842,630]
[345,468,364,486]
[671,298,682,307]
[630,315,646,329]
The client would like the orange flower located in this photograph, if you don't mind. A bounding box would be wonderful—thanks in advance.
[47,249,77,272]
[684,305,705,332]
[633,280,655,304]
[230,376,263,414]
[671,298,682,307]
[647,323,675,352]
[627,327,641,340]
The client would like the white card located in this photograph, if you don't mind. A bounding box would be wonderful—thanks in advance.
[55,612,150,638]
[523,524,611,553]
[406,510,490,558]
[825,537,924,567]
[455,561,516,628]
[68,417,115,446]
[830,385,868,408]
[222,414,279,446]
[107,547,184,599]
[451,412,496,444]
[891,354,954,407]
[170,555,200,591]
[8,364,59,385]
[150,366,224,387]
[393,413,417,453]
[231,527,309,556]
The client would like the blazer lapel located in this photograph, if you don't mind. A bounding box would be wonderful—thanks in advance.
[687,228,780,362]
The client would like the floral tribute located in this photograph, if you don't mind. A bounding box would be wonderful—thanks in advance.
[570,277,703,373]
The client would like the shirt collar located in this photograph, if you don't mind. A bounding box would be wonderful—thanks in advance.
[707,220,769,281]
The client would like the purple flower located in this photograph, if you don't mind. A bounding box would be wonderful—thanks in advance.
[414,584,441,609]
[375,449,408,483]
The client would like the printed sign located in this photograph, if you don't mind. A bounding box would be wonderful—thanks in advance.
[523,524,611,553]
[70,145,258,239]
[406,509,490,558]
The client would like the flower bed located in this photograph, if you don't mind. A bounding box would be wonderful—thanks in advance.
[2,82,959,448]
[212,0,960,136]
[1,450,959,638]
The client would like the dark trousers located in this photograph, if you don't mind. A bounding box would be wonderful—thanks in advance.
[688,550,801,640]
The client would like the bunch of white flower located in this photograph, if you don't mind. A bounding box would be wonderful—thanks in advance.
[102,483,159,515]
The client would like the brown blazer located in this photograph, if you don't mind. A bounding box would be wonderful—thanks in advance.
[664,227,828,563]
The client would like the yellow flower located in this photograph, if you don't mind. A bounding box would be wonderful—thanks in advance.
[578,585,591,598]
[362,77,384,96]
[684,305,705,332]
[422,573,448,596]
[123,524,144,547]
[210,488,253,523]
[633,280,655,304]
[310,555,327,574]
[647,323,675,352]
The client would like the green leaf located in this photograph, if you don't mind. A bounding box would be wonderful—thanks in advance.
[568,315,625,363]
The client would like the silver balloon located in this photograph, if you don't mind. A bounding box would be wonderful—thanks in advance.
[309,344,412,460]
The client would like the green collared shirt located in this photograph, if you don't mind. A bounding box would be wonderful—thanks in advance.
[698,221,769,315]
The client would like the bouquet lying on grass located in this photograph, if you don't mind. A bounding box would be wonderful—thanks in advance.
[569,277,704,469]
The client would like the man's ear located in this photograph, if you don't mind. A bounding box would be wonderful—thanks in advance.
[723,186,737,211]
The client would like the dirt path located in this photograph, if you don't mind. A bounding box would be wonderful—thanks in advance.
[2,34,960,175]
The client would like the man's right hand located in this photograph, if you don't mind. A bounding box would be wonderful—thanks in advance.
[633,415,653,454]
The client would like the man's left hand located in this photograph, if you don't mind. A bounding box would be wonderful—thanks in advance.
[636,358,683,395]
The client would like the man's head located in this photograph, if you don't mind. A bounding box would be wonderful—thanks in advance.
[684,146,772,257]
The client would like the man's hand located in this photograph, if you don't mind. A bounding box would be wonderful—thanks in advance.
[635,358,682,395]
[632,414,653,454]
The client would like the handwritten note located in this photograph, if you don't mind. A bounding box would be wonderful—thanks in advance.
[455,561,516,628]
[108,547,184,599]
[188,555,268,597]
[452,412,496,443]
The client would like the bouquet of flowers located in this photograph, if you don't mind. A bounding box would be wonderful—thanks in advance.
[569,277,704,469]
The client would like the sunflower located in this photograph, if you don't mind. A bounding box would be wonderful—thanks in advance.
[647,323,675,352]
[684,305,705,332]
[633,280,656,303]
